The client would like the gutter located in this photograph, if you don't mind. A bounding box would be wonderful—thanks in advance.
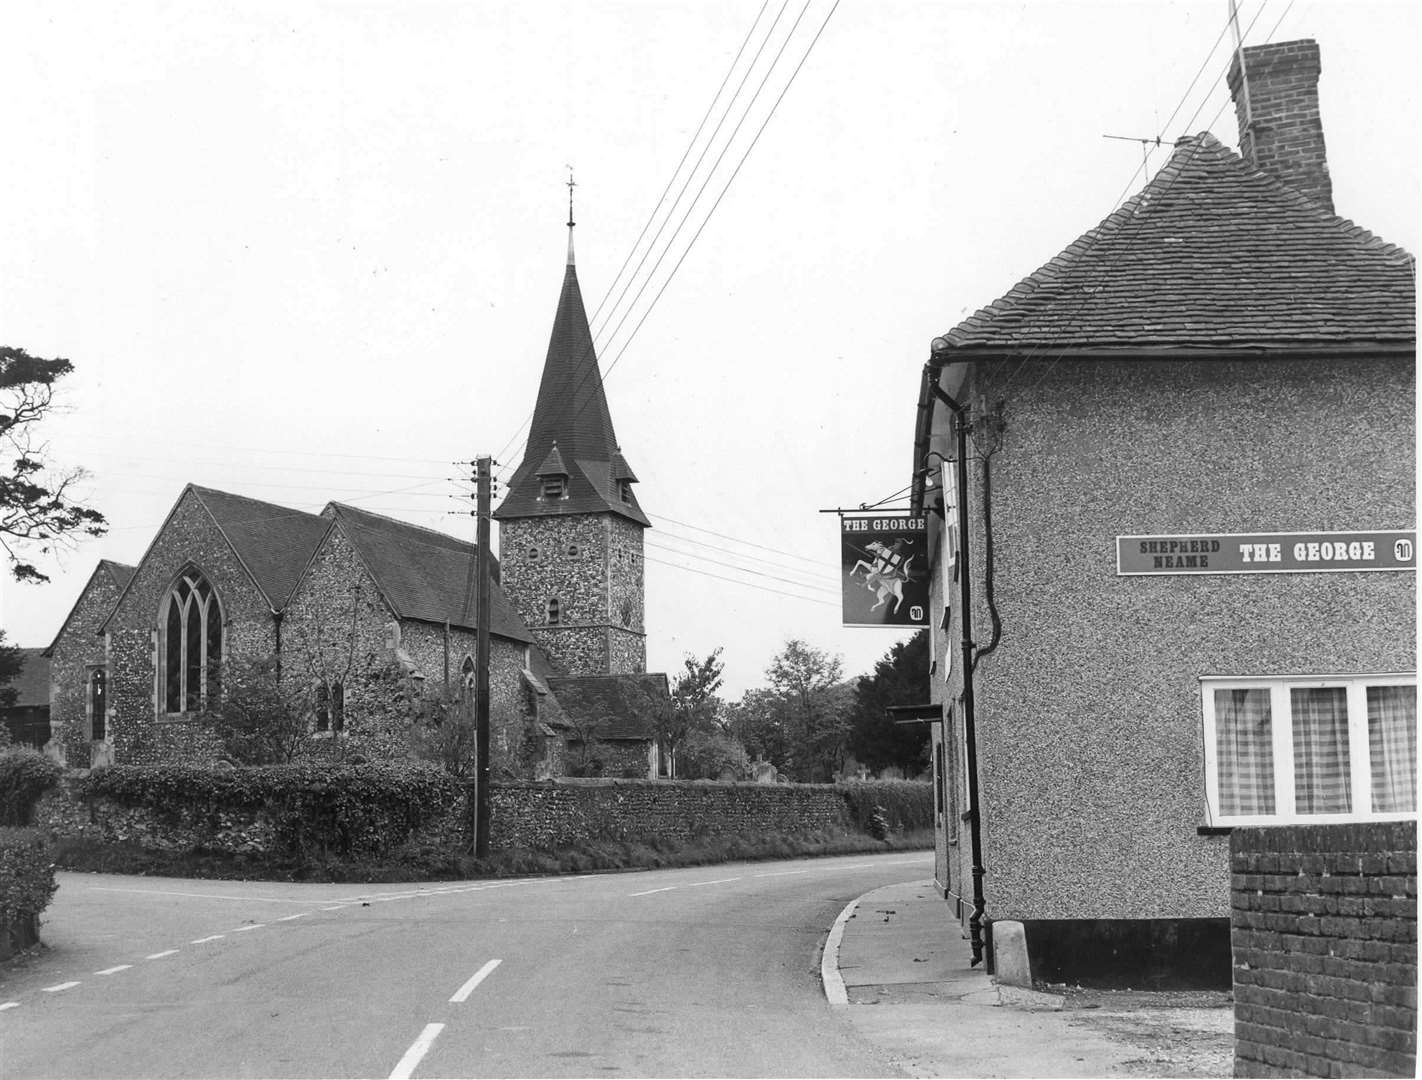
[922,341,989,967]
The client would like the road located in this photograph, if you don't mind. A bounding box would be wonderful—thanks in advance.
[0,851,932,1078]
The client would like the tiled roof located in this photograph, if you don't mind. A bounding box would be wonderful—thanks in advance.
[546,673,669,741]
[44,559,136,655]
[192,486,331,610]
[5,649,50,707]
[99,559,136,592]
[495,260,649,526]
[940,133,1415,354]
[325,503,534,643]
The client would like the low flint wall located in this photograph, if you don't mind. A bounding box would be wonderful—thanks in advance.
[490,778,853,849]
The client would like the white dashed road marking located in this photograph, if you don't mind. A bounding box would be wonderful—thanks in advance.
[389,1022,445,1080]
[94,965,131,976]
[230,924,265,933]
[685,877,742,888]
[449,959,501,1003]
[42,982,80,993]
[191,935,226,944]
[629,886,678,896]
[144,950,178,960]
[0,1002,19,1011]
[275,913,308,922]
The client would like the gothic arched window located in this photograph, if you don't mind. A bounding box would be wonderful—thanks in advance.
[460,655,476,704]
[315,681,345,733]
[546,598,561,625]
[162,567,222,714]
[88,669,107,741]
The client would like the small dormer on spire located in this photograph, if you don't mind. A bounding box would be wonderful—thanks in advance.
[611,447,638,504]
[566,166,576,266]
[537,441,570,500]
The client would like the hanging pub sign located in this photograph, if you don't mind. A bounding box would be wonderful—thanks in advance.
[1117,530,1417,576]
[841,514,930,627]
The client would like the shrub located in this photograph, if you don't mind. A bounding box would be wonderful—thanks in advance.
[0,828,57,922]
[676,730,750,780]
[79,761,463,858]
[0,748,62,826]
[839,779,933,835]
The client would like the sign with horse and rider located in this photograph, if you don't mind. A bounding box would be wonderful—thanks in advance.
[840,514,930,628]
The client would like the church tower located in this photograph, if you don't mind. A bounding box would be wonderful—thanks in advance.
[493,200,649,677]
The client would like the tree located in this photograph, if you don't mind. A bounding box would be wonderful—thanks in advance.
[676,728,750,781]
[847,630,931,776]
[199,656,315,765]
[0,629,23,711]
[1,347,107,582]
[766,639,852,782]
[724,687,796,772]
[661,647,726,777]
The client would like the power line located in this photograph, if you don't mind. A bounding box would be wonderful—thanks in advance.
[73,434,451,467]
[651,528,840,589]
[988,0,1278,401]
[588,0,774,333]
[645,552,838,607]
[647,510,832,568]
[491,0,791,471]
[646,537,840,596]
[497,0,840,481]
[591,0,801,355]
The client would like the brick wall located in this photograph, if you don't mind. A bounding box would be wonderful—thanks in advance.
[1232,821,1417,1078]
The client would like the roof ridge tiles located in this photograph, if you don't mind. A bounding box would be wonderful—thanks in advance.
[327,501,480,553]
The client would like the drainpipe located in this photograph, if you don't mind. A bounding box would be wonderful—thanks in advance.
[926,340,988,968]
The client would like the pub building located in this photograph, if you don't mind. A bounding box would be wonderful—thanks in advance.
[910,40,1415,986]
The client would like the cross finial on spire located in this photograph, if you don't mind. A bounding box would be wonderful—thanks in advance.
[565,165,576,265]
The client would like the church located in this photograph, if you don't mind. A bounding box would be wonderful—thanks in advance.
[44,217,672,778]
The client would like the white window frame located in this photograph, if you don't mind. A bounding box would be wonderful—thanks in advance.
[1201,672,1416,827]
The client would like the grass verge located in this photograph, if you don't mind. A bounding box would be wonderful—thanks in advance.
[50,828,932,883]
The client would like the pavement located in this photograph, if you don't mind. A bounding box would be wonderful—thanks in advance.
[825,880,1234,1079]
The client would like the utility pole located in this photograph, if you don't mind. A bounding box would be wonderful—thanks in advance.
[473,454,493,859]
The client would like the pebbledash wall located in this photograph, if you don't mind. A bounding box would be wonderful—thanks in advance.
[932,356,1415,979]
[498,513,646,676]
[34,777,855,856]
[1231,822,1417,1079]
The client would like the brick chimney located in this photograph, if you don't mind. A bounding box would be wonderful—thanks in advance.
[1227,39,1334,213]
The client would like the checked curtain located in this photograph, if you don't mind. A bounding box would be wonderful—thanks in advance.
[1368,685,1417,813]
[1291,687,1352,814]
[1215,688,1275,816]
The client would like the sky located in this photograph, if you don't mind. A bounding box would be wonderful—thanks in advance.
[1,0,1417,697]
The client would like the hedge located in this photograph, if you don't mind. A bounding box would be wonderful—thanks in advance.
[0,749,63,826]
[839,780,934,836]
[0,828,57,924]
[78,762,463,858]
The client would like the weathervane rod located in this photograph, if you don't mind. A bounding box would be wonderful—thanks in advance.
[565,165,576,265]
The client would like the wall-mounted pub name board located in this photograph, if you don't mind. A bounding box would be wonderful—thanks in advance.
[1117,530,1416,576]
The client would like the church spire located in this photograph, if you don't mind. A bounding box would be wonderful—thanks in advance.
[493,207,648,527]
